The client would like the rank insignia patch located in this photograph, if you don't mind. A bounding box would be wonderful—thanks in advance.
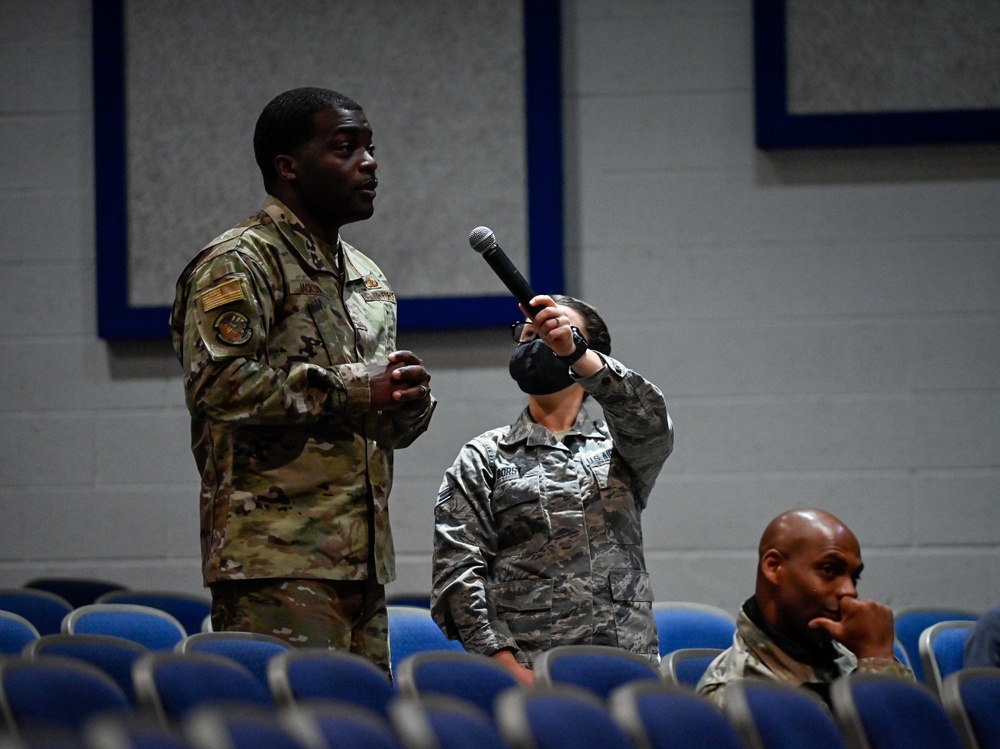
[214,311,253,345]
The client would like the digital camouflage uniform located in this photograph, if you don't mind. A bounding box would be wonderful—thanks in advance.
[697,608,913,707]
[170,197,434,665]
[431,355,673,666]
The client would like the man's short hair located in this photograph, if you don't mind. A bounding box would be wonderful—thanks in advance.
[253,87,362,190]
[553,295,611,355]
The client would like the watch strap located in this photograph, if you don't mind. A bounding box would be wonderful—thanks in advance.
[557,326,589,366]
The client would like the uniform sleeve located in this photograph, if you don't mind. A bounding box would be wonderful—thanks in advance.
[430,437,518,656]
[172,249,371,426]
[855,657,915,679]
[695,644,764,707]
[576,355,674,508]
[373,395,437,450]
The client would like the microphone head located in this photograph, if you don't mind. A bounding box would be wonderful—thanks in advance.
[469,226,496,254]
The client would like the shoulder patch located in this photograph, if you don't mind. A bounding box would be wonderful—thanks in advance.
[201,278,246,311]
[214,310,254,345]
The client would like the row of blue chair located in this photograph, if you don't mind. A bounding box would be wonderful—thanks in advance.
[4,637,1000,749]
[383,602,735,675]
[509,669,999,749]
[0,588,211,640]
[1,587,983,687]
[2,630,293,704]
[375,597,985,687]
[3,598,979,701]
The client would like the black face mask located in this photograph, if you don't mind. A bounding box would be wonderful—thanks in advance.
[509,340,575,395]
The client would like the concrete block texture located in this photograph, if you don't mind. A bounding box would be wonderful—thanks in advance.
[0,0,996,620]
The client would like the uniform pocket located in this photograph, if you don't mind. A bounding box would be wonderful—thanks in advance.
[490,578,554,653]
[491,469,549,548]
[609,568,658,656]
[305,295,354,365]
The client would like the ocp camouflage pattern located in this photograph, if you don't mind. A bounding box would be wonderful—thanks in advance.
[211,578,390,673]
[697,608,913,706]
[431,355,673,665]
[170,197,435,586]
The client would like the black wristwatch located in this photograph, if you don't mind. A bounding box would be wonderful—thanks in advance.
[557,326,589,366]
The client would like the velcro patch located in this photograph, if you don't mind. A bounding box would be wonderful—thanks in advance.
[201,278,246,311]
[361,290,396,303]
[214,310,253,345]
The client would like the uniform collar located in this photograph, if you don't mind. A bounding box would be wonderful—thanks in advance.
[263,197,341,275]
[502,404,603,448]
[262,197,379,288]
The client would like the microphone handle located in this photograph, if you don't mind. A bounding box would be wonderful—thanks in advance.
[482,245,544,317]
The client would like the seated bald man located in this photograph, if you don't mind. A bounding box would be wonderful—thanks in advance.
[697,508,912,706]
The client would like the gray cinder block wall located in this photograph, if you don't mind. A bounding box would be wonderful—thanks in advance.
[1,1,997,614]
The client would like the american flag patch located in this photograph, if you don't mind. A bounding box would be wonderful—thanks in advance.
[201,279,245,311]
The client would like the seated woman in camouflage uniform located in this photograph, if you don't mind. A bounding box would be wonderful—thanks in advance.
[431,294,674,685]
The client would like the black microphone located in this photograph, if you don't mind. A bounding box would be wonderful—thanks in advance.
[469,226,543,317]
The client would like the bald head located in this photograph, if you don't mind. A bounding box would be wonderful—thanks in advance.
[757,508,858,566]
[754,508,865,645]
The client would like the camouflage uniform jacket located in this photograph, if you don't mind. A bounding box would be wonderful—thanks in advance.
[170,197,435,586]
[696,608,914,706]
[431,355,673,665]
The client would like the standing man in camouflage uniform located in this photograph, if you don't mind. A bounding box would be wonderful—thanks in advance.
[697,508,912,707]
[431,295,673,685]
[170,88,435,674]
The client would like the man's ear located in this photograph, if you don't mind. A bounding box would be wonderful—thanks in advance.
[760,548,783,585]
[274,154,297,183]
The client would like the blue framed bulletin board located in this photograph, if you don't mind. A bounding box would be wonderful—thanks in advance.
[753,0,1000,149]
[93,0,564,339]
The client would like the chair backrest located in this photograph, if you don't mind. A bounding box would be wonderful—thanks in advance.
[84,713,195,749]
[395,650,519,719]
[177,631,292,688]
[893,640,911,670]
[133,651,272,725]
[941,666,1000,749]
[280,702,402,749]
[267,648,396,719]
[918,620,974,698]
[892,607,979,682]
[24,578,126,609]
[608,680,745,749]
[96,592,211,638]
[495,684,633,749]
[386,593,431,608]
[390,694,509,749]
[387,606,464,678]
[830,672,965,749]
[182,705,312,749]
[0,588,74,636]
[0,610,40,656]
[659,647,723,687]
[723,678,847,749]
[64,604,187,651]
[534,645,661,701]
[651,602,737,656]
[24,633,149,705]
[0,656,130,735]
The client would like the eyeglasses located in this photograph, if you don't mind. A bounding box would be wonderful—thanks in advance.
[511,321,536,343]
[511,321,590,346]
